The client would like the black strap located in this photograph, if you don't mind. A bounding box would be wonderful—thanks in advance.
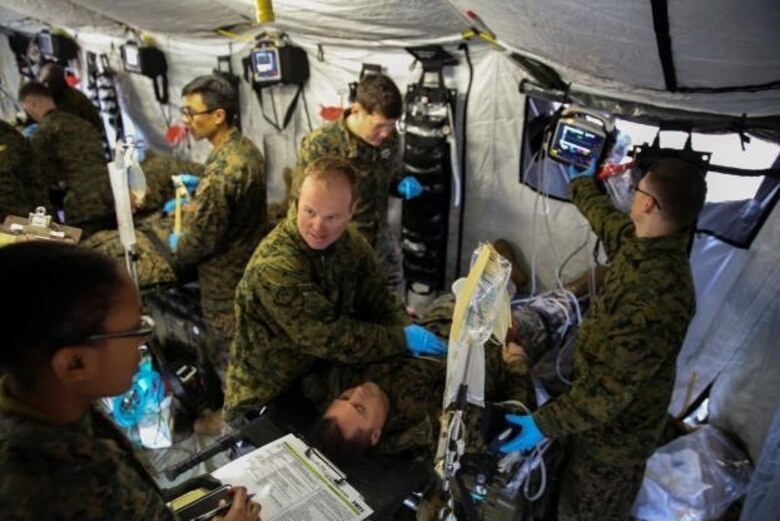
[650,0,677,92]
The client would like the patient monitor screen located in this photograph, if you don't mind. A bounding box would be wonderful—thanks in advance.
[251,48,281,82]
[549,121,606,169]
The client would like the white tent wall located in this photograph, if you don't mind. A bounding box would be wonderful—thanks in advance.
[671,206,780,463]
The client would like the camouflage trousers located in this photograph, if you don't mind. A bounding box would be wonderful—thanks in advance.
[375,223,405,298]
[557,444,646,521]
[81,214,178,287]
[201,303,235,386]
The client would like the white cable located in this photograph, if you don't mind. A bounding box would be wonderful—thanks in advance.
[448,105,462,208]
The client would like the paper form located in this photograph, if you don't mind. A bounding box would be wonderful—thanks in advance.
[212,434,373,521]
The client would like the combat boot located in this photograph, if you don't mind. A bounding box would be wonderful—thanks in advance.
[492,239,529,291]
[564,265,608,298]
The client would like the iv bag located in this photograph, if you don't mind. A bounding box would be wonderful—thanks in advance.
[443,243,512,408]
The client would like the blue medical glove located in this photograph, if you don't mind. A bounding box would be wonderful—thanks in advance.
[566,162,597,181]
[398,176,424,200]
[161,194,192,216]
[161,198,176,216]
[22,123,39,138]
[499,414,545,453]
[177,173,200,192]
[404,325,447,356]
[168,232,181,252]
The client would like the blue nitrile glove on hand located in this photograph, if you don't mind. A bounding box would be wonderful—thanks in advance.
[22,123,39,138]
[566,162,597,181]
[162,194,192,216]
[499,414,545,453]
[404,324,447,356]
[397,176,424,200]
[177,173,200,192]
[168,232,180,252]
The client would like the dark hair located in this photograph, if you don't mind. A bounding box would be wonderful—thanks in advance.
[310,416,373,466]
[181,75,239,126]
[18,80,53,102]
[297,156,358,203]
[0,242,123,386]
[38,62,68,97]
[355,73,402,119]
[645,158,708,228]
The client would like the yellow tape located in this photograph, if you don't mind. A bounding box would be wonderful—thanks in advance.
[451,243,495,342]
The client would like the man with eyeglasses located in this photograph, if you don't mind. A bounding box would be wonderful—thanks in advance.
[172,75,266,433]
[498,158,707,520]
[291,73,420,297]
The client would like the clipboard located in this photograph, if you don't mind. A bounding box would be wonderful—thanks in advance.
[212,433,373,521]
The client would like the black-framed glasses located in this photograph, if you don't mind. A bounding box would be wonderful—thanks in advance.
[179,106,220,119]
[631,183,663,211]
[85,315,155,343]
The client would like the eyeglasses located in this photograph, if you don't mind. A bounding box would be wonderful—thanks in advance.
[179,106,220,119]
[631,183,663,211]
[85,315,155,343]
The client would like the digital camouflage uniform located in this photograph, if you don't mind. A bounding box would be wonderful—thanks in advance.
[0,121,46,220]
[533,178,696,521]
[30,109,113,237]
[293,110,405,294]
[174,128,266,379]
[82,214,178,287]
[224,205,409,422]
[54,87,104,134]
[303,294,535,457]
[81,155,206,288]
[0,380,175,520]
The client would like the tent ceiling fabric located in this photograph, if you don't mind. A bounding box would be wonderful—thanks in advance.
[670,0,780,89]
[0,0,778,117]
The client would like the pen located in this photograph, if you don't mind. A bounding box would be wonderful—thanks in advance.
[192,493,256,521]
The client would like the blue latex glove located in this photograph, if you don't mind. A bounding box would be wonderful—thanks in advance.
[22,123,39,138]
[499,414,545,453]
[161,194,191,216]
[398,176,424,200]
[404,324,447,356]
[168,232,180,252]
[566,162,597,180]
[177,173,200,192]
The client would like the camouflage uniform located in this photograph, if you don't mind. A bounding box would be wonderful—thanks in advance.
[31,109,113,237]
[292,110,405,294]
[0,379,174,520]
[55,87,104,134]
[82,214,178,287]
[533,178,696,520]
[0,121,46,220]
[174,128,266,379]
[81,155,207,288]
[305,294,534,456]
[224,206,409,422]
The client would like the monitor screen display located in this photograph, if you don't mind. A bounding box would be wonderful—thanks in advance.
[549,121,606,169]
[37,33,54,57]
[251,48,281,81]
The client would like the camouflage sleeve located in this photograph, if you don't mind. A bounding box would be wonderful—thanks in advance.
[290,132,326,201]
[533,298,674,438]
[254,261,408,363]
[174,171,230,266]
[570,177,634,257]
[352,234,410,326]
